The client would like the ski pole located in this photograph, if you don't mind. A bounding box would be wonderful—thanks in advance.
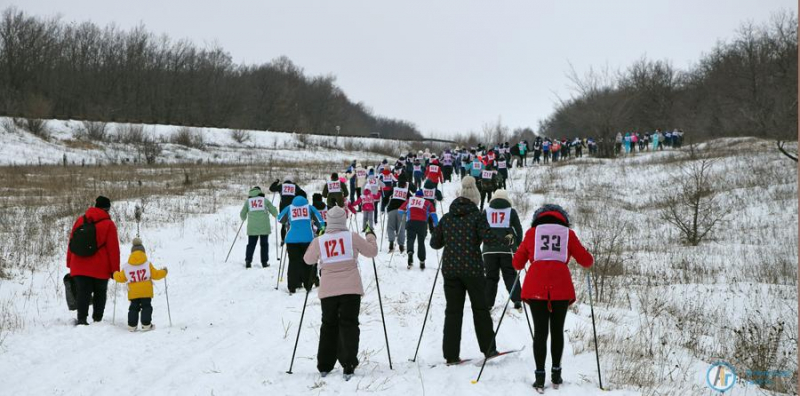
[587,271,604,390]
[273,194,279,262]
[165,276,173,327]
[521,269,534,341]
[410,255,443,362]
[286,271,314,374]
[472,270,523,384]
[275,247,288,290]
[225,219,245,263]
[112,282,117,325]
[372,258,393,369]
[379,209,386,251]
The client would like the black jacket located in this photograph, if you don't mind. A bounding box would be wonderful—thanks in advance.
[386,181,417,212]
[430,197,494,278]
[480,198,523,254]
[269,180,307,210]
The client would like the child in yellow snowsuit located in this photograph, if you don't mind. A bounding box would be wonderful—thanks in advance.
[113,238,168,332]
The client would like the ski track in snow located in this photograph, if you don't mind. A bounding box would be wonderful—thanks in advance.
[0,165,648,396]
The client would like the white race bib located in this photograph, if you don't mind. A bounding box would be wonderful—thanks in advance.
[290,205,310,221]
[481,170,493,179]
[486,208,511,228]
[422,188,435,199]
[327,180,342,193]
[282,184,296,196]
[413,165,422,172]
[122,262,152,284]
[318,232,354,264]
[392,187,408,200]
[533,224,569,263]
[248,197,266,212]
[356,169,367,178]
[473,160,482,169]
[409,197,425,209]
[498,160,507,169]
[428,165,439,174]
[319,209,328,221]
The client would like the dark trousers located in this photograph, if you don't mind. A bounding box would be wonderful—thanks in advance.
[317,294,361,373]
[128,297,153,327]
[245,234,269,264]
[443,166,453,182]
[381,191,391,213]
[529,300,569,370]
[533,150,541,164]
[443,276,495,361]
[74,275,108,322]
[286,243,312,292]
[498,170,508,189]
[484,254,521,307]
[406,220,428,262]
[479,189,492,211]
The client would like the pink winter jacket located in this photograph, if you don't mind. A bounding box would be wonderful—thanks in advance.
[303,230,378,299]
[348,190,382,213]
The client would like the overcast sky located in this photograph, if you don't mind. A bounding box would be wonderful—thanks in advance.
[6,0,794,136]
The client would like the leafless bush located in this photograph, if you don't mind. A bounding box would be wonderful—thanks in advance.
[117,124,145,144]
[230,129,251,144]
[732,316,796,393]
[76,120,109,141]
[579,205,629,305]
[170,126,205,149]
[14,118,50,139]
[1,118,17,134]
[659,158,728,246]
[139,135,163,164]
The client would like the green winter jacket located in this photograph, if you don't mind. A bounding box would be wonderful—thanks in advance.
[240,188,279,236]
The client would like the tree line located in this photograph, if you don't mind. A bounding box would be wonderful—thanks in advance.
[0,7,422,139]
[538,10,797,157]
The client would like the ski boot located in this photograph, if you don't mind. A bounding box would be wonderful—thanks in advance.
[407,259,413,270]
[141,323,155,332]
[551,367,562,389]
[245,261,252,269]
[128,325,137,332]
[388,241,394,253]
[399,244,405,254]
[320,371,330,378]
[514,301,523,310]
[262,262,270,268]
[343,365,355,381]
[75,318,89,326]
[420,261,425,270]
[533,370,546,394]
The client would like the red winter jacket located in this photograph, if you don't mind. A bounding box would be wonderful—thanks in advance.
[66,207,121,280]
[512,225,593,305]
[399,196,436,223]
[424,162,443,184]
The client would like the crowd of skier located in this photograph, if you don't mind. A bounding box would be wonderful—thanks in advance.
[62,130,686,392]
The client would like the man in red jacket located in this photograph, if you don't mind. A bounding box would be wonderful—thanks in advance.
[67,196,120,325]
[512,204,593,392]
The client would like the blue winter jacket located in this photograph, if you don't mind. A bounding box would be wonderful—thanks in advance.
[468,160,483,177]
[278,196,325,244]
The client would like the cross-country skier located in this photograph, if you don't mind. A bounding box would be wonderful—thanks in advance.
[112,238,168,332]
[481,190,522,309]
[323,172,349,209]
[239,186,278,268]
[278,196,325,294]
[478,163,502,211]
[424,157,444,185]
[496,155,509,189]
[303,206,378,380]
[512,204,594,392]
[385,174,416,253]
[430,175,498,364]
[441,149,454,182]
[269,179,307,244]
[398,190,438,269]
[348,186,381,232]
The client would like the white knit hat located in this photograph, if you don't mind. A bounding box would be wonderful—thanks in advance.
[491,189,511,205]
[459,176,480,205]
[326,206,348,231]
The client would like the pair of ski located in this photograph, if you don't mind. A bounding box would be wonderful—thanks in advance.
[320,371,354,382]
[429,346,525,368]
[407,264,425,270]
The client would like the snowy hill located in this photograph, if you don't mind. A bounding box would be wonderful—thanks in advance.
[0,133,795,395]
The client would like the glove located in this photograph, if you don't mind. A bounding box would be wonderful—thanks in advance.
[504,234,515,247]
[163,267,169,274]
[317,226,326,236]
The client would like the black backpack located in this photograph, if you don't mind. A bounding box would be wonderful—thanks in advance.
[68,215,105,257]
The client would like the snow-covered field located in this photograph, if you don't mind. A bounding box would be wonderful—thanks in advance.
[0,132,796,395]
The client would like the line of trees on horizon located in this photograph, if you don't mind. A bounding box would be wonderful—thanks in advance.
[538,10,797,158]
[0,7,422,139]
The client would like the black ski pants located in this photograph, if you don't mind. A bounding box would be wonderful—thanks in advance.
[443,275,496,361]
[318,294,361,374]
[528,299,569,370]
[74,275,108,322]
[128,297,153,327]
[286,243,312,292]
[245,235,269,264]
[483,254,520,307]
[405,220,428,263]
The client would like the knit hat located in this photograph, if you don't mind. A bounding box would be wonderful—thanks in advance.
[326,206,348,231]
[459,176,480,205]
[415,190,424,197]
[491,189,511,205]
[312,193,323,203]
[131,237,145,253]
[533,204,570,227]
[95,196,111,209]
